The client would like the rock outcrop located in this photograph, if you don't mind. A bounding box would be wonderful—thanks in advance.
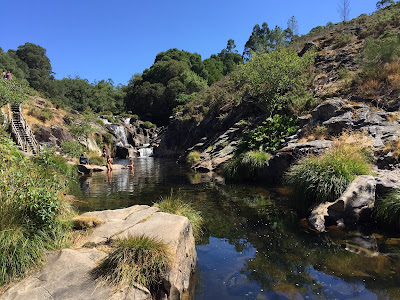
[308,175,376,232]
[1,205,197,300]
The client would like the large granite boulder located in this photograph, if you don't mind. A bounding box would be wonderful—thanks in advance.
[308,175,376,232]
[1,205,197,300]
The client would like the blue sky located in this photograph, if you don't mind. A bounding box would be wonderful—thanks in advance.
[2,0,378,85]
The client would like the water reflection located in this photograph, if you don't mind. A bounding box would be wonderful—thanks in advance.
[72,158,400,299]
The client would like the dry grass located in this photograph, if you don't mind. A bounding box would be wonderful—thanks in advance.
[357,79,383,98]
[383,137,400,159]
[298,125,328,143]
[387,113,400,122]
[73,216,104,230]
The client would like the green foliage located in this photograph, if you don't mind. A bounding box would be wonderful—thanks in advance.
[374,190,400,227]
[102,132,113,144]
[154,194,203,240]
[186,151,201,165]
[0,136,73,285]
[223,150,271,182]
[124,49,210,125]
[243,22,291,61]
[203,40,243,85]
[361,34,400,79]
[334,33,352,48]
[93,236,170,290]
[87,151,106,165]
[235,47,315,114]
[286,86,319,116]
[338,68,351,79]
[239,114,299,153]
[34,147,75,176]
[376,0,395,9]
[143,121,156,129]
[0,78,28,106]
[61,140,84,158]
[285,143,372,207]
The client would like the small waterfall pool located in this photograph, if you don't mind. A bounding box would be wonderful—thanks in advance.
[71,158,400,299]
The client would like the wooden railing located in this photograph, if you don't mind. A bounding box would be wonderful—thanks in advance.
[9,104,39,154]
[18,104,39,153]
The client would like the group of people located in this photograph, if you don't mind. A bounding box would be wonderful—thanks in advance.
[80,146,134,173]
[1,70,12,79]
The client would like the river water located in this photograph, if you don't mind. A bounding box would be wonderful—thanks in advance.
[72,158,400,299]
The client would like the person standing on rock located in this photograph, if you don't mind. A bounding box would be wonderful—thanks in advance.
[6,71,11,79]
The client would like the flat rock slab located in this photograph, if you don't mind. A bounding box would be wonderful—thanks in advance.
[1,205,197,300]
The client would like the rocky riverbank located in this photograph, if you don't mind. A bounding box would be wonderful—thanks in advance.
[1,205,197,300]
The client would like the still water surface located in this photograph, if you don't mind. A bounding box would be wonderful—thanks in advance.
[72,158,400,299]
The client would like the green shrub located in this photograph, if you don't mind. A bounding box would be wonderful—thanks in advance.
[334,33,352,48]
[361,34,400,79]
[34,147,75,176]
[223,150,271,182]
[374,190,400,227]
[234,48,315,114]
[95,118,105,126]
[102,132,113,144]
[61,140,84,158]
[0,78,28,107]
[186,151,201,165]
[87,151,105,165]
[0,136,73,285]
[287,86,320,116]
[338,68,351,79]
[93,236,170,290]
[285,143,372,206]
[239,114,299,153]
[143,121,156,129]
[154,194,203,240]
[37,107,54,122]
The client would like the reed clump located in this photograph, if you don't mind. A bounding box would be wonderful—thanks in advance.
[285,133,373,206]
[154,194,203,241]
[93,236,170,290]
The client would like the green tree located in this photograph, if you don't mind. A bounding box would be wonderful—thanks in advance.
[235,47,315,114]
[287,16,299,39]
[376,0,395,9]
[15,43,53,92]
[243,23,290,61]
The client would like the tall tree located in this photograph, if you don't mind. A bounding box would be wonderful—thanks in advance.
[287,16,299,38]
[243,23,290,61]
[15,43,53,92]
[337,0,351,22]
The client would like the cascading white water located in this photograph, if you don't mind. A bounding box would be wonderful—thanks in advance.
[123,117,131,125]
[110,124,129,147]
[99,117,111,125]
[138,143,153,157]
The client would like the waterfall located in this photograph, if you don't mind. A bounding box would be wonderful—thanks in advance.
[138,143,153,157]
[123,117,131,125]
[99,117,111,125]
[110,124,129,147]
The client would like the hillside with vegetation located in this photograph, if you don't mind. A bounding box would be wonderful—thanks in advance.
[1,1,400,296]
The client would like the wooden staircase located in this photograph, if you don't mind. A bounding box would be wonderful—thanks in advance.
[9,104,39,154]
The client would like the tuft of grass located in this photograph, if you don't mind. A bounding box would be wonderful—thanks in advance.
[93,236,170,290]
[73,216,104,230]
[285,139,373,206]
[154,194,203,241]
[186,151,201,165]
[374,191,400,227]
[223,151,271,182]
